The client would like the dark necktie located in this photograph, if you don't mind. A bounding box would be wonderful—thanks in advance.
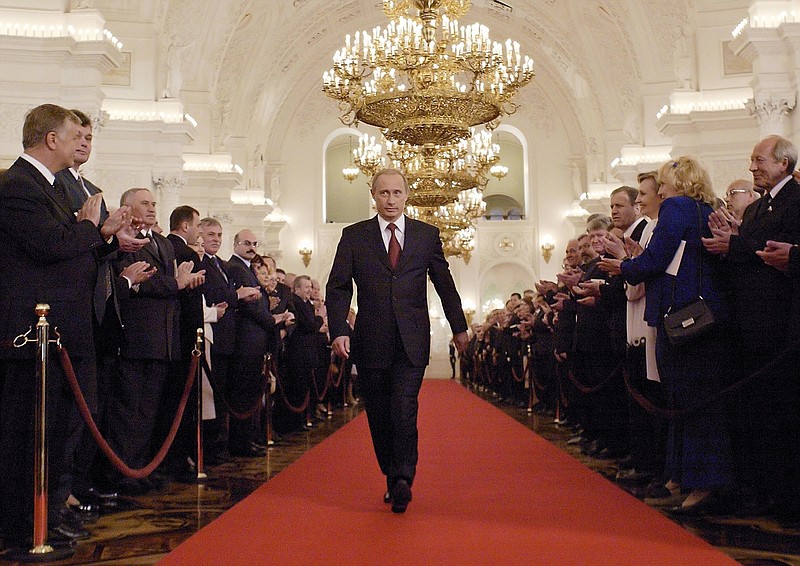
[211,255,228,283]
[146,233,163,262]
[52,178,69,208]
[388,222,401,269]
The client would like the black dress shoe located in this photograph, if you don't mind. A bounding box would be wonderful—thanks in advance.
[69,502,100,523]
[390,479,412,514]
[383,491,392,504]
[53,508,91,540]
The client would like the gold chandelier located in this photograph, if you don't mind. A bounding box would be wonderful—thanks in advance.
[322,0,535,147]
[324,0,534,258]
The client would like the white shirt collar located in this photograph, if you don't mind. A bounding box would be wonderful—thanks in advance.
[770,175,793,199]
[233,253,251,268]
[377,214,405,234]
[623,216,645,239]
[68,167,80,181]
[20,153,55,186]
[171,233,187,245]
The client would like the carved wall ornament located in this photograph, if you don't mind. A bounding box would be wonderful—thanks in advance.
[745,96,796,136]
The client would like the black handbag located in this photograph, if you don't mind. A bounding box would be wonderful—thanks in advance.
[663,297,715,346]
[663,201,716,346]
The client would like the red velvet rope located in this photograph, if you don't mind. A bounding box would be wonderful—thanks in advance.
[271,356,311,414]
[622,337,800,421]
[565,361,623,394]
[60,346,197,479]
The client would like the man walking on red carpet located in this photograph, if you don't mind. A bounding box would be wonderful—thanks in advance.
[326,168,469,513]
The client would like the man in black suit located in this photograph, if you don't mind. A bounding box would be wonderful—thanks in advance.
[704,135,800,523]
[283,275,323,431]
[53,109,149,508]
[326,169,469,513]
[161,206,206,478]
[0,104,126,546]
[104,189,203,494]
[226,229,293,456]
[198,218,259,461]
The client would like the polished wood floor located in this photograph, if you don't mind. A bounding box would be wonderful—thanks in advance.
[1,378,799,565]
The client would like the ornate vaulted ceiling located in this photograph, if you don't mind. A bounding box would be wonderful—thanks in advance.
[92,0,704,158]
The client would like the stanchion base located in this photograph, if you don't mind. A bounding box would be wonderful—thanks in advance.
[2,542,75,562]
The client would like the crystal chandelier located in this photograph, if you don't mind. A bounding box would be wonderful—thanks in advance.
[323,0,533,258]
[322,0,535,147]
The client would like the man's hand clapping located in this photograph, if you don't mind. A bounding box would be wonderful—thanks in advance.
[120,260,156,286]
[236,286,261,302]
[756,240,794,271]
[76,193,102,227]
[702,210,733,255]
[175,261,205,290]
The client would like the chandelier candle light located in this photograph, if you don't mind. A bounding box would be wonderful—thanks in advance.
[323,0,535,258]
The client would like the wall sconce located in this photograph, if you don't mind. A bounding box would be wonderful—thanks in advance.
[541,239,555,263]
[299,243,312,267]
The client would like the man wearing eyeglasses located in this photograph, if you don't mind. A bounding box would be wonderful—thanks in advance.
[724,179,759,221]
[226,229,293,456]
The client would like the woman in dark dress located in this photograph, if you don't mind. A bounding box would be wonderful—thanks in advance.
[600,157,733,512]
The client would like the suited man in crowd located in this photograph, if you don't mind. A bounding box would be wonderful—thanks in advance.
[53,109,150,509]
[226,229,292,456]
[326,168,469,514]
[199,218,256,461]
[161,205,206,478]
[0,104,126,545]
[284,275,323,431]
[104,188,203,494]
[704,135,800,524]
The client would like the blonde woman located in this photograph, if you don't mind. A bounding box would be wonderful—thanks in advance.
[600,157,733,513]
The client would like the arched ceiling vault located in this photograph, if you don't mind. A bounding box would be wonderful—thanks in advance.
[148,0,698,158]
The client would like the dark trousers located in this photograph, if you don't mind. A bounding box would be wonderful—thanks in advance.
[0,359,72,544]
[625,344,666,474]
[104,358,168,481]
[156,357,198,474]
[207,350,231,454]
[731,346,800,516]
[359,345,426,487]
[227,354,264,452]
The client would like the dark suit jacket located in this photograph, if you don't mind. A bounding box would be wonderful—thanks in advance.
[55,167,118,324]
[725,179,800,349]
[287,295,323,370]
[326,215,467,369]
[226,255,275,356]
[0,157,104,359]
[167,234,204,358]
[200,255,238,356]
[573,256,613,353]
[621,196,728,327]
[55,168,108,222]
[114,232,180,360]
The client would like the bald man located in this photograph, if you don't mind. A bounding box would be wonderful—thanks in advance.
[724,179,759,221]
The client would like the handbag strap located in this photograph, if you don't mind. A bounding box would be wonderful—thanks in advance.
[667,200,705,314]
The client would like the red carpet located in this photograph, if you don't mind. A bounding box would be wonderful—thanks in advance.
[160,380,737,565]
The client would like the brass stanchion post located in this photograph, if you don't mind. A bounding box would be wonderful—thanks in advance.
[195,328,207,481]
[9,304,75,561]
[265,354,274,447]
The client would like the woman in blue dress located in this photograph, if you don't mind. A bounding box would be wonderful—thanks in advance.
[600,157,733,512]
